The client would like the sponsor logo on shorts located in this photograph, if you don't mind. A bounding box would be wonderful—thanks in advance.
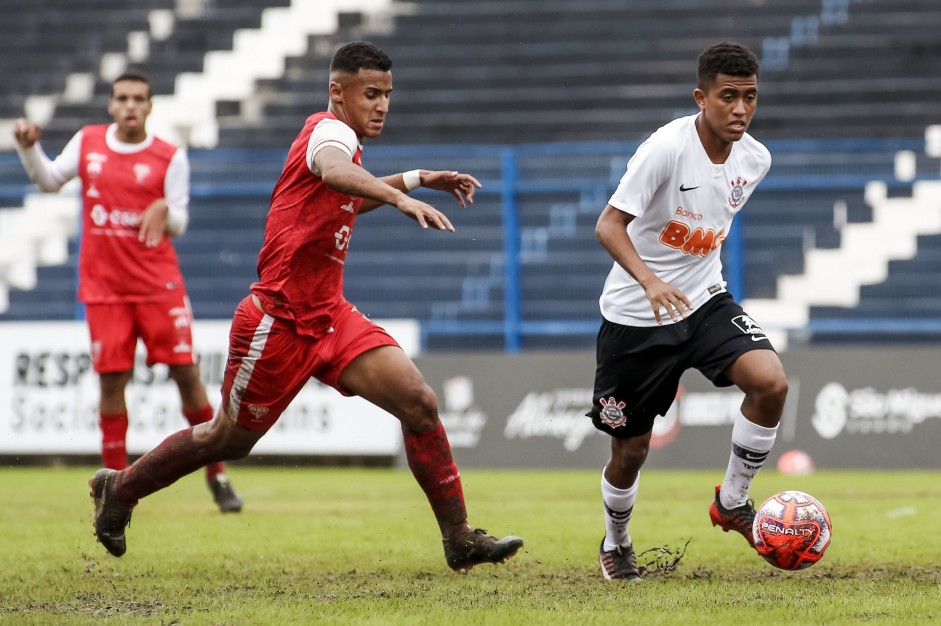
[172,340,192,354]
[731,314,768,342]
[598,396,628,429]
[170,306,191,329]
[246,405,269,422]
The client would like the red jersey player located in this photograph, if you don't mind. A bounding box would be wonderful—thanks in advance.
[13,72,242,513]
[89,42,524,570]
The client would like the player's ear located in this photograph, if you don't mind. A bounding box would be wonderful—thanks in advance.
[328,80,343,104]
[693,88,706,110]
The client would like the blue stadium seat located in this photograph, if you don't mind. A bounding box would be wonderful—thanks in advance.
[2,0,940,348]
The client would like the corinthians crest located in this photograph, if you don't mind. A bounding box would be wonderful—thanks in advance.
[598,396,627,428]
[729,176,748,208]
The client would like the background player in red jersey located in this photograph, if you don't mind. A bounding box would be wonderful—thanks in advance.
[89,42,524,570]
[13,72,242,513]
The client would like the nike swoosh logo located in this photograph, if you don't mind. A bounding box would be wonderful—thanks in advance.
[679,184,699,192]
[751,335,769,342]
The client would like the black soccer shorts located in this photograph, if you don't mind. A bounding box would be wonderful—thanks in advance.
[587,292,776,439]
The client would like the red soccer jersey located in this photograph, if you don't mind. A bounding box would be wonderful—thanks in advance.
[77,124,186,303]
[251,112,364,338]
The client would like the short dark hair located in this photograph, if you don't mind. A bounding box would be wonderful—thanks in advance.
[697,42,759,89]
[111,71,152,99]
[329,41,392,74]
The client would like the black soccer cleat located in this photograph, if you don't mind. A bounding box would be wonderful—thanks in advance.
[443,527,524,572]
[208,474,243,513]
[709,484,757,548]
[89,468,134,557]
[598,539,641,581]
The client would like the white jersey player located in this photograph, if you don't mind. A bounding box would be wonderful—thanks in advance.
[588,42,788,580]
[600,113,771,326]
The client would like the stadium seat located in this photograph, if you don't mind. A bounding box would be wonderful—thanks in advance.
[2,0,941,348]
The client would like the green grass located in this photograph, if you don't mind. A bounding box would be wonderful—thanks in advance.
[1,466,938,624]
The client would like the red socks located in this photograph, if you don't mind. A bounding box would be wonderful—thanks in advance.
[102,405,224,484]
[99,411,129,470]
[403,421,467,535]
[183,405,224,481]
[116,427,211,505]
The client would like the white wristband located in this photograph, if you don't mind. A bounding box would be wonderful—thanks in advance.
[403,169,421,191]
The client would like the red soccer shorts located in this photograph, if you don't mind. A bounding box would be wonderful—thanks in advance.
[85,295,197,373]
[220,295,400,432]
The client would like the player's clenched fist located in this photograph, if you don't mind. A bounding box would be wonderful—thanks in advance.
[12,118,42,148]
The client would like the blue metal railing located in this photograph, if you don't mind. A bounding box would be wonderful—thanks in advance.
[1,136,937,349]
[392,138,933,349]
[500,149,522,352]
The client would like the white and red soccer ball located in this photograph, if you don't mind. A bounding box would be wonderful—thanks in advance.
[752,490,832,570]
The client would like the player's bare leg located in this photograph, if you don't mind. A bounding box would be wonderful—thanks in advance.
[170,363,242,512]
[340,345,523,571]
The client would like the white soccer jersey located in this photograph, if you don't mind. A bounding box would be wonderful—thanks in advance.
[600,113,771,326]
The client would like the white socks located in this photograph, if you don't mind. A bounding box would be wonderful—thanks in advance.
[601,472,638,551]
[720,411,778,509]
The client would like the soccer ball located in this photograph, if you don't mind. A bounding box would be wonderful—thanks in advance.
[752,490,832,570]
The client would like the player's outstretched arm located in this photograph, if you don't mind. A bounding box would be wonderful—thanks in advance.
[317,148,456,231]
[362,169,481,213]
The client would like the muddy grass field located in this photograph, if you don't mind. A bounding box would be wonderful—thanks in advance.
[1,467,938,624]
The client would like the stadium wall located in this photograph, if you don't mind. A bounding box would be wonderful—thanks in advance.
[3,318,939,468]
[0,319,418,458]
[416,348,941,470]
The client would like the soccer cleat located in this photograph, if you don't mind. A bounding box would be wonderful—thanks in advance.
[709,485,756,548]
[89,468,134,557]
[599,539,641,580]
[209,474,243,513]
[443,527,524,572]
